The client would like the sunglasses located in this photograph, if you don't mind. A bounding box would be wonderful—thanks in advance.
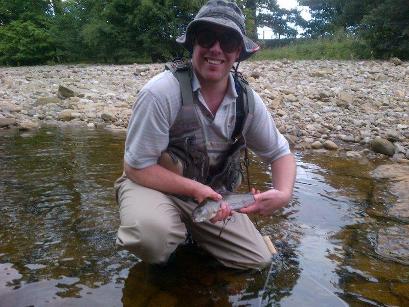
[195,30,242,53]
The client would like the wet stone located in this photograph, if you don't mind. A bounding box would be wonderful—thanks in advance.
[371,164,409,222]
[375,225,409,265]
[371,164,409,181]
[391,284,409,301]
[58,109,76,121]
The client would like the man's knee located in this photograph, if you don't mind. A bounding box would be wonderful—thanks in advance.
[116,218,185,264]
[224,251,272,270]
[215,237,273,270]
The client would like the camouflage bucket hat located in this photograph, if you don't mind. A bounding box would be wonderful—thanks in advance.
[176,0,260,61]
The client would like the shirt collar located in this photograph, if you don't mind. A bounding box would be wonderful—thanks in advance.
[191,71,238,100]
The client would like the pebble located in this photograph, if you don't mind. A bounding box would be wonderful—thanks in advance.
[0,60,408,163]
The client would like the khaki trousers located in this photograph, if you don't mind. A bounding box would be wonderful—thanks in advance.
[115,177,272,270]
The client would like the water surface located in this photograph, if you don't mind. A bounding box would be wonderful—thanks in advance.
[0,127,408,306]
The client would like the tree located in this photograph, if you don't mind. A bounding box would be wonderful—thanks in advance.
[0,20,55,65]
[0,0,53,25]
[0,0,57,65]
[236,0,258,41]
[257,0,302,38]
[299,0,409,59]
[360,0,409,59]
[298,0,378,37]
[48,0,92,63]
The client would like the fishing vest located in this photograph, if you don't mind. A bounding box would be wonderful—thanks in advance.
[164,60,255,192]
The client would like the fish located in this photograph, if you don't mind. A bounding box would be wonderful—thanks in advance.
[192,192,256,223]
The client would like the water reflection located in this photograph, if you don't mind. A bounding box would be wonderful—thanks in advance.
[0,127,408,306]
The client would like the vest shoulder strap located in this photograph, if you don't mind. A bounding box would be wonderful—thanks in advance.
[165,61,256,139]
[232,74,255,140]
[165,60,194,106]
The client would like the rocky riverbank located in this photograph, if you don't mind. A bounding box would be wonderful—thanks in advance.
[1,60,409,267]
[0,60,408,162]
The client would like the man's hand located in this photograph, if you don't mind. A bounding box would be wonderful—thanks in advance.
[209,201,231,223]
[240,154,296,216]
[192,183,222,204]
[209,187,259,223]
[239,188,291,215]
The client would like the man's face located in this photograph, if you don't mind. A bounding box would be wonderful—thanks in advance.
[191,25,242,85]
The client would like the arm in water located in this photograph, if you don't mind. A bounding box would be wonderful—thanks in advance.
[240,154,296,215]
[124,161,222,204]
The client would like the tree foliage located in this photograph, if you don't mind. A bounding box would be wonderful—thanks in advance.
[0,19,55,65]
[0,0,56,65]
[257,0,304,38]
[299,0,409,59]
[0,0,408,65]
[360,0,409,59]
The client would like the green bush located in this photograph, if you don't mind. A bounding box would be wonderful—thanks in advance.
[0,20,55,65]
[359,0,409,60]
[252,34,372,61]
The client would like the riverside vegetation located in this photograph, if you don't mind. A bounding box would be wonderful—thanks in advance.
[1,0,408,65]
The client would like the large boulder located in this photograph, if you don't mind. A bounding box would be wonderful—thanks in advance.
[0,117,17,128]
[371,137,395,156]
[58,85,76,99]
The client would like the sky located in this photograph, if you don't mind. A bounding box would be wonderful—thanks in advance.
[258,0,311,39]
[277,0,298,10]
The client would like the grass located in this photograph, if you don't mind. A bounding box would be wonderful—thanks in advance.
[252,35,372,61]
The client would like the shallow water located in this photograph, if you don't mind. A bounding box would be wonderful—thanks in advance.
[0,127,408,306]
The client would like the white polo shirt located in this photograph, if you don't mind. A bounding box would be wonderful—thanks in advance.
[125,70,290,169]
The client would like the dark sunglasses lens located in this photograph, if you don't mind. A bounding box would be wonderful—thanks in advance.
[219,33,240,52]
[197,32,216,49]
[196,31,241,52]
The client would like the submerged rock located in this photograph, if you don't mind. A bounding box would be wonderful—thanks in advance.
[371,164,409,223]
[371,164,409,181]
[375,225,409,265]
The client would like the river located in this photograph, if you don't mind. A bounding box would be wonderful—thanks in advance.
[0,127,408,306]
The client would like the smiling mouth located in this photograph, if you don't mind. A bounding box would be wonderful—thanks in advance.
[205,57,224,65]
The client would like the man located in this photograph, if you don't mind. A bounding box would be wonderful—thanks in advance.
[115,0,296,270]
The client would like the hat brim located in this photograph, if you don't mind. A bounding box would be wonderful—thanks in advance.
[176,18,259,61]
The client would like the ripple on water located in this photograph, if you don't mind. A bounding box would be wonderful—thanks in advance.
[0,127,408,306]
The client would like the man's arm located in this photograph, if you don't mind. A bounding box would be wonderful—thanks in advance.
[240,153,296,215]
[124,161,221,204]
